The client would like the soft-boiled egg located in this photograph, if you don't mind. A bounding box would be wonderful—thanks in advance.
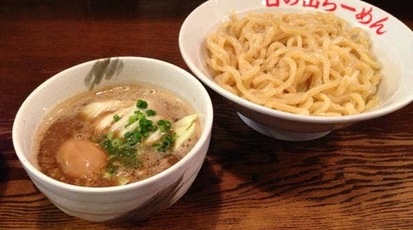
[56,138,107,178]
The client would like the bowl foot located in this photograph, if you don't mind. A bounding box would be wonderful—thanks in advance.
[237,113,330,141]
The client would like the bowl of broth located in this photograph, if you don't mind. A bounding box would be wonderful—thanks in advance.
[12,57,213,222]
[179,0,413,141]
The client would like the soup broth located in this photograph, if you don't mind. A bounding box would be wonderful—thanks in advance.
[35,84,200,187]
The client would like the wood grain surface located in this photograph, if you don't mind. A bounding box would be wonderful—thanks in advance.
[1,0,413,229]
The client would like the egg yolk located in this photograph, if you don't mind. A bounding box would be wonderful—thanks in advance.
[56,138,107,178]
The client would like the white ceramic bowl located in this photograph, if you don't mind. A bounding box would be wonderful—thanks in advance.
[12,57,213,222]
[179,0,413,141]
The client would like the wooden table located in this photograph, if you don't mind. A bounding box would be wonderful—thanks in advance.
[1,0,413,229]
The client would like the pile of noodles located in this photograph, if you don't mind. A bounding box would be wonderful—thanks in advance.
[206,12,382,116]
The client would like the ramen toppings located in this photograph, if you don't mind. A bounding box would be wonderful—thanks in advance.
[35,85,200,187]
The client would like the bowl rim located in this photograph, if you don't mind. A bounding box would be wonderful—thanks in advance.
[179,0,413,125]
[12,56,214,194]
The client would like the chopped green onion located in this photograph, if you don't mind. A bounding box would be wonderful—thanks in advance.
[111,138,122,147]
[125,115,137,127]
[155,133,176,152]
[106,164,119,175]
[113,114,121,122]
[157,119,172,132]
[146,109,156,116]
[136,99,148,109]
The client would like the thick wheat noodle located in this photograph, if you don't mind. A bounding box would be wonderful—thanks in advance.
[206,11,382,116]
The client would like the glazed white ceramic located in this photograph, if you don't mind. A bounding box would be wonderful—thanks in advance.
[12,57,213,222]
[179,0,413,141]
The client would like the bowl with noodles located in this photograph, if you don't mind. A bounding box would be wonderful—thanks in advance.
[179,0,413,141]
